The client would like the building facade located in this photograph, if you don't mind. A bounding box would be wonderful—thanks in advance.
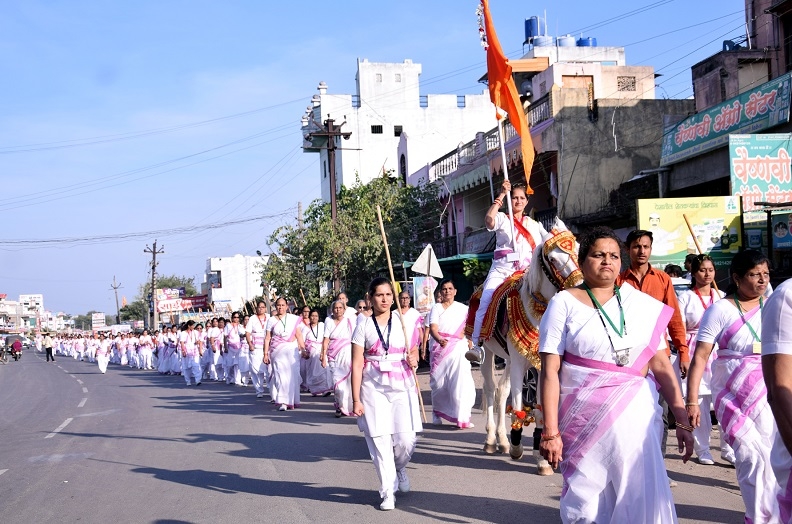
[201,255,268,313]
[302,59,498,201]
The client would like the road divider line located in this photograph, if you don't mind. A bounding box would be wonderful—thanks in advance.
[45,418,73,439]
[76,379,83,384]
[78,398,87,408]
[0,469,7,476]
[82,387,88,393]
[70,375,75,378]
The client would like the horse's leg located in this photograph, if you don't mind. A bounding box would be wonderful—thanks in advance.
[507,350,529,460]
[493,354,511,454]
[480,343,498,454]
[532,372,554,476]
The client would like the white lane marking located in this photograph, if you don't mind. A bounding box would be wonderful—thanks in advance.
[70,375,75,378]
[82,387,88,393]
[0,469,7,476]
[75,409,119,418]
[45,418,73,439]
[78,398,87,408]
[76,379,83,384]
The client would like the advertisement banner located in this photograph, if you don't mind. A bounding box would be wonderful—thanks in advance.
[91,312,106,329]
[182,295,209,310]
[772,212,792,249]
[155,295,209,313]
[155,288,181,301]
[729,134,792,217]
[636,196,742,270]
[661,73,792,165]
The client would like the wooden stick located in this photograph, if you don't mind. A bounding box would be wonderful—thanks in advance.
[377,205,427,423]
[682,214,720,292]
[299,289,308,307]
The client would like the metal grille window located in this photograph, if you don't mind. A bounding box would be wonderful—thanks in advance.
[457,95,466,108]
[376,73,382,82]
[394,125,403,137]
[617,76,636,91]
[371,125,383,134]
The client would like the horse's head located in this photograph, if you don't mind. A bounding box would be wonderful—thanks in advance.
[527,217,583,306]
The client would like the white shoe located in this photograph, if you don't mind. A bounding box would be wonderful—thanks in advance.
[379,493,395,511]
[465,345,484,363]
[278,404,288,411]
[432,415,443,425]
[722,452,736,465]
[256,392,265,398]
[668,476,678,487]
[396,468,410,493]
[697,454,715,465]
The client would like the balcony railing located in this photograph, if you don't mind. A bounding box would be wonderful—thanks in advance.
[528,94,553,127]
[433,234,459,259]
[534,207,558,232]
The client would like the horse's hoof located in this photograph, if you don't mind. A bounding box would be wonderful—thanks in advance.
[509,444,524,461]
[497,443,509,454]
[537,464,554,476]
[483,443,497,454]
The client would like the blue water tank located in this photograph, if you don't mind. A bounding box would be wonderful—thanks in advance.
[524,17,539,44]
[533,35,555,47]
[558,35,576,47]
[577,37,597,47]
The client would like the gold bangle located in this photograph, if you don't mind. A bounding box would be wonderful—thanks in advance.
[541,432,560,441]
[685,402,698,407]
[675,423,694,432]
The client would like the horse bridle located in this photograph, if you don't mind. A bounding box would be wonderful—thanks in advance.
[540,230,581,291]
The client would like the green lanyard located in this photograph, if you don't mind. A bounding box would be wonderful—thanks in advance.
[734,296,762,342]
[584,284,626,337]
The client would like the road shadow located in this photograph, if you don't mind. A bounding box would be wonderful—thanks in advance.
[130,465,559,521]
[675,503,744,523]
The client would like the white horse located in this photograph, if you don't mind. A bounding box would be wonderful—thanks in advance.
[479,218,581,475]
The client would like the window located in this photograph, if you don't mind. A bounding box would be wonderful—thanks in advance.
[400,154,407,185]
[617,76,636,91]
[540,81,546,96]
[376,73,382,82]
[323,160,327,179]
[351,94,361,108]
[395,73,401,82]
[419,95,428,108]
[394,125,403,137]
[457,95,466,108]
[371,125,383,134]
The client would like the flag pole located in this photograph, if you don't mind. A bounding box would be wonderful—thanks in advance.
[377,205,428,423]
[497,117,518,251]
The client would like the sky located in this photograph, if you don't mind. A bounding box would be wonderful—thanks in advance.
[0,0,746,315]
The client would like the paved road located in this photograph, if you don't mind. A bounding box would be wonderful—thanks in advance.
[0,350,745,523]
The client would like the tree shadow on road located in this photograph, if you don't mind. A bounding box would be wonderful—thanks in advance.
[130,464,559,522]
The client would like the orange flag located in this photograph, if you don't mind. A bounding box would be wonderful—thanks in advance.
[480,0,534,193]
[122,296,128,307]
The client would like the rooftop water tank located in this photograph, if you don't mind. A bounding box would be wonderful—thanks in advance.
[577,37,597,47]
[534,35,555,47]
[558,35,576,47]
[524,16,539,44]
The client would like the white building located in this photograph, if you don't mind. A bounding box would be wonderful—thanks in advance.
[19,293,44,314]
[201,255,269,313]
[302,59,498,201]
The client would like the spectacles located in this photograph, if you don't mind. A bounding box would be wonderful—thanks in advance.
[232,316,240,320]
[745,271,770,280]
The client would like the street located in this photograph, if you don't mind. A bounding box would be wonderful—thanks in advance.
[0,351,746,524]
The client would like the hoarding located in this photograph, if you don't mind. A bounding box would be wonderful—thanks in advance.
[661,73,792,165]
[91,312,106,329]
[729,134,792,216]
[636,196,742,270]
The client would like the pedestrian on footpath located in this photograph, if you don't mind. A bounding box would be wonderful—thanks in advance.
[43,332,55,362]
[351,277,422,511]
[179,321,202,386]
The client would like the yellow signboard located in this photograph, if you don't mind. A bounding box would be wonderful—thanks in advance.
[636,196,742,269]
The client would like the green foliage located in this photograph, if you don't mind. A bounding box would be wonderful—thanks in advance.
[463,258,491,287]
[120,301,147,322]
[136,274,198,301]
[263,173,442,309]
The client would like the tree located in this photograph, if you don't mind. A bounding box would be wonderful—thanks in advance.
[120,301,147,322]
[264,173,442,308]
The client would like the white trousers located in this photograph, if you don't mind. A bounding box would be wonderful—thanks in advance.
[97,354,109,374]
[471,265,512,342]
[182,355,202,384]
[249,350,268,394]
[364,432,417,498]
[225,352,241,384]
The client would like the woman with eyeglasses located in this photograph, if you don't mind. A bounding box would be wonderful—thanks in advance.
[351,277,422,511]
[224,312,247,386]
[539,227,692,523]
[322,300,355,417]
[676,255,733,465]
[303,308,331,396]
[264,297,307,411]
[687,250,781,522]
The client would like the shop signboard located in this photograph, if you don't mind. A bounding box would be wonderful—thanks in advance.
[636,196,742,270]
[661,73,792,165]
[772,211,792,249]
[729,134,792,219]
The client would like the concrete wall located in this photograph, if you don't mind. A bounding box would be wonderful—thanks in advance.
[531,63,655,102]
[535,88,694,219]
[204,255,267,312]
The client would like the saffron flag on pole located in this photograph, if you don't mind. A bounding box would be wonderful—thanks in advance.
[479,0,535,193]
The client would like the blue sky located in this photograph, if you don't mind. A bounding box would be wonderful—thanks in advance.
[0,0,744,314]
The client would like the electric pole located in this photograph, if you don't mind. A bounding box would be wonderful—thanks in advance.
[144,241,165,330]
[110,276,122,325]
[305,118,351,293]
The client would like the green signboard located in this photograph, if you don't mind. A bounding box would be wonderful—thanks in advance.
[729,134,792,224]
[661,73,792,166]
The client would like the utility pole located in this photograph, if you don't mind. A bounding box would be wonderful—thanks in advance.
[306,118,351,293]
[144,241,165,330]
[110,276,122,325]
